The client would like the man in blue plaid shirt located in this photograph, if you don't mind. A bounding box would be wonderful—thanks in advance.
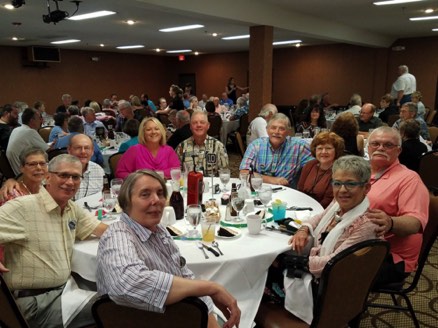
[240,113,313,188]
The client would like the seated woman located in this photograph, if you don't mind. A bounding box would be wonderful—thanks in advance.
[297,132,344,208]
[284,156,378,323]
[331,112,364,156]
[378,93,398,124]
[296,104,327,137]
[115,117,180,179]
[118,119,140,153]
[411,91,426,120]
[48,112,69,142]
[96,170,240,328]
[399,119,428,172]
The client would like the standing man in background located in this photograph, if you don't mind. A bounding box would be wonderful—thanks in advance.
[391,65,416,107]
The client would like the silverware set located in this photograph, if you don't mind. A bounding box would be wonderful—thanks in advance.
[196,241,224,258]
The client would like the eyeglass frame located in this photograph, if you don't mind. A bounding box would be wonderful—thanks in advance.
[25,162,48,168]
[331,180,367,190]
[368,141,400,150]
[49,171,83,182]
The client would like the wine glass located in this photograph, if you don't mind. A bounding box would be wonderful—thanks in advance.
[251,173,263,199]
[170,167,181,184]
[258,186,273,212]
[303,129,310,139]
[186,204,202,238]
[102,191,117,220]
[110,178,123,198]
[231,196,245,222]
[219,168,231,192]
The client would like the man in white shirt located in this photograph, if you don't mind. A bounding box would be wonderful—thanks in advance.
[391,65,416,107]
[341,93,362,117]
[247,103,278,145]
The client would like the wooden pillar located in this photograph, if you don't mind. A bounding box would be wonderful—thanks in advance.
[249,25,273,121]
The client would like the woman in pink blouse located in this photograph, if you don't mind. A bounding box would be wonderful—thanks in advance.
[116,117,180,179]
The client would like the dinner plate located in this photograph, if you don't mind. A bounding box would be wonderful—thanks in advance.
[215,227,242,239]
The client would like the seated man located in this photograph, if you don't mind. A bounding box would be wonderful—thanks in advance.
[240,113,313,187]
[230,97,249,121]
[0,154,107,327]
[176,111,228,176]
[0,104,20,151]
[82,106,107,137]
[167,110,192,149]
[97,170,240,328]
[392,102,430,142]
[366,127,429,286]
[357,103,383,137]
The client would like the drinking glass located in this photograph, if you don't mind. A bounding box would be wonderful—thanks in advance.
[219,168,231,192]
[102,191,117,220]
[303,129,310,139]
[186,204,202,237]
[258,186,273,212]
[170,167,181,184]
[251,173,263,199]
[295,132,303,139]
[231,196,245,222]
[110,178,123,198]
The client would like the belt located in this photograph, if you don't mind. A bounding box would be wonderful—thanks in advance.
[13,286,61,299]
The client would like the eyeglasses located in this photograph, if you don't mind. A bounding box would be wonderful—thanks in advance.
[331,180,366,190]
[25,162,48,168]
[315,146,335,152]
[368,141,399,150]
[49,171,83,182]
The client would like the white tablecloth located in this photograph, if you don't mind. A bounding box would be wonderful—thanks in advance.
[221,120,240,145]
[72,180,323,327]
[101,148,118,175]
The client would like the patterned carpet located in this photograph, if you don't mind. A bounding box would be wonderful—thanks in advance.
[227,148,438,328]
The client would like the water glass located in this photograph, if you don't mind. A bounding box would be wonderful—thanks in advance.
[231,196,245,222]
[110,178,123,198]
[170,167,181,183]
[219,168,231,192]
[186,204,202,237]
[258,186,273,211]
[295,133,303,139]
[102,191,117,220]
[303,130,310,139]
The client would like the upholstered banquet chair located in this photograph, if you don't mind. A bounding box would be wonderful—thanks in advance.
[418,150,438,191]
[255,239,388,328]
[38,126,53,143]
[92,295,208,328]
[0,150,16,184]
[0,274,29,328]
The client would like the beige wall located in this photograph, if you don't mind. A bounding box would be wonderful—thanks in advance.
[1,36,436,115]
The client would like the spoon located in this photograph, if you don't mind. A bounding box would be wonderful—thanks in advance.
[197,241,209,259]
[212,241,223,255]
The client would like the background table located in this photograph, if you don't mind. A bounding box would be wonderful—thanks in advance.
[72,181,323,327]
[221,119,240,145]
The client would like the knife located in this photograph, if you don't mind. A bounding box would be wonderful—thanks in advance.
[202,243,220,257]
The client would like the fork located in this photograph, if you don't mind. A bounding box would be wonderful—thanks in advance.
[212,241,223,255]
[197,241,209,259]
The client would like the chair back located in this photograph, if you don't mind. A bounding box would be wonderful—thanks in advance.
[92,295,208,328]
[0,274,29,328]
[428,126,438,144]
[0,150,16,183]
[238,113,249,136]
[47,147,68,161]
[387,114,399,127]
[235,131,246,157]
[102,109,117,117]
[38,126,53,142]
[312,239,389,328]
[418,150,438,191]
[288,109,296,136]
[426,109,436,125]
[102,117,117,131]
[157,113,171,127]
[108,152,123,179]
[207,115,222,139]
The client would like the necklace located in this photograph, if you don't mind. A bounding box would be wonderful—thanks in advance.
[21,181,32,195]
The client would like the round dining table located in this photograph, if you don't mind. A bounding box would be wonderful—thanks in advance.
[72,178,324,327]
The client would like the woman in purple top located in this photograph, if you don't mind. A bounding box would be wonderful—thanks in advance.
[116,117,180,179]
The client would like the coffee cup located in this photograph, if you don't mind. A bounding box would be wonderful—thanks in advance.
[247,214,265,235]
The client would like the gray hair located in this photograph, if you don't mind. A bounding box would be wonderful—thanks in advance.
[48,154,82,172]
[267,113,291,130]
[118,170,167,213]
[191,110,208,122]
[332,155,371,183]
[368,126,402,147]
[19,147,48,166]
[176,110,190,123]
[349,93,362,106]
[259,103,278,118]
[402,102,418,116]
[236,97,246,107]
[399,65,408,73]
[81,107,95,116]
[118,100,131,110]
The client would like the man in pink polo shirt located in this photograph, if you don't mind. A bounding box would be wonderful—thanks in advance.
[366,126,429,285]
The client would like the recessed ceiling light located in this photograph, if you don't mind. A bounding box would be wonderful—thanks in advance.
[126,20,135,25]
[4,4,14,10]
[295,43,301,48]
[116,45,144,49]
[433,28,438,31]
[155,48,161,52]
[68,10,116,21]
[51,39,81,44]
[166,49,192,53]
[373,0,423,5]
[410,15,438,21]
[12,37,18,41]
[212,33,218,37]
[425,9,434,14]
[100,44,105,47]
[159,24,204,32]
[221,35,250,40]
[273,39,302,46]
[194,51,199,55]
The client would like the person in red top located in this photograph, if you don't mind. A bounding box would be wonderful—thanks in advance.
[366,126,429,286]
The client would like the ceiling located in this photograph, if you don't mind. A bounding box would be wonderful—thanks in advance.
[1,0,437,56]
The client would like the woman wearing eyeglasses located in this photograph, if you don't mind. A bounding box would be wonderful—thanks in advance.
[281,156,379,323]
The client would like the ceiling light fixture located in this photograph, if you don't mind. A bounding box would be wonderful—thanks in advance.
[43,0,81,25]
[166,49,192,53]
[433,28,438,31]
[373,0,423,5]
[194,51,199,55]
[12,37,18,41]
[212,33,218,37]
[51,39,80,44]
[68,10,116,21]
[273,39,302,46]
[159,24,204,32]
[425,9,434,13]
[410,15,438,21]
[126,20,135,25]
[99,44,105,47]
[116,45,144,49]
[4,4,15,9]
[221,35,250,40]
[155,48,161,52]
[11,0,25,8]
[295,43,301,48]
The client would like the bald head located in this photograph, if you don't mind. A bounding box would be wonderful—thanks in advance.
[68,133,94,169]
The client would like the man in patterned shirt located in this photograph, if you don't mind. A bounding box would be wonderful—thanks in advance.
[240,113,313,187]
[176,110,228,176]
[0,154,107,327]
[392,102,430,142]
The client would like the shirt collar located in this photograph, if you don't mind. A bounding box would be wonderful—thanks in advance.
[120,212,167,243]
[37,185,73,213]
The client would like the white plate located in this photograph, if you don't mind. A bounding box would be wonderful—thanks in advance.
[215,227,242,239]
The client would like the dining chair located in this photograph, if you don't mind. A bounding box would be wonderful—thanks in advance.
[228,113,249,151]
[47,147,68,161]
[367,193,438,328]
[92,295,208,328]
[108,152,123,180]
[207,115,222,140]
[38,126,53,143]
[418,150,438,191]
[255,239,389,328]
[426,109,436,126]
[387,114,400,127]
[0,150,16,184]
[157,113,171,127]
[235,131,246,157]
[0,274,29,328]
[428,126,438,144]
